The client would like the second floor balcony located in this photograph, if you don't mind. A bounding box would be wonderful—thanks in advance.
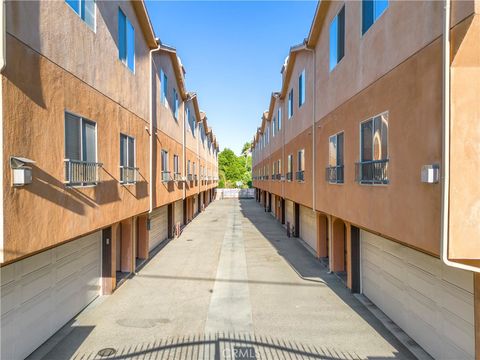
[326,165,344,184]
[161,171,171,183]
[120,166,138,185]
[355,159,389,185]
[65,159,102,186]
[296,171,304,182]
[286,172,293,181]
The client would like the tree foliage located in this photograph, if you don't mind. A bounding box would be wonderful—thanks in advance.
[218,142,252,188]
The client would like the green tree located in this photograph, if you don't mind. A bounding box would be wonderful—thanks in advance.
[218,146,252,188]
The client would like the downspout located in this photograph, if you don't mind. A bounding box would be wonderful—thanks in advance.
[305,44,316,216]
[149,39,161,214]
[440,0,479,273]
[0,0,5,263]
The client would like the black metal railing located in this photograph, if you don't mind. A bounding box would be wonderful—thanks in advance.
[275,174,282,180]
[65,159,102,186]
[326,165,344,184]
[355,159,389,184]
[187,174,194,181]
[286,172,293,181]
[161,171,171,183]
[174,172,182,181]
[120,166,138,184]
[296,170,304,181]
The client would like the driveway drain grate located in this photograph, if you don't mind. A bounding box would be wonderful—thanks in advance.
[97,348,117,357]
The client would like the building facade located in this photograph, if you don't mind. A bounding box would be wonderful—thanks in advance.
[252,1,480,358]
[0,1,218,359]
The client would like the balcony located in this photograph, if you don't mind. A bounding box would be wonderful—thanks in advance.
[187,174,194,181]
[173,172,182,181]
[161,171,171,183]
[275,174,282,180]
[65,159,102,186]
[326,165,344,184]
[120,166,138,184]
[355,159,389,184]
[286,172,293,181]
[295,171,304,182]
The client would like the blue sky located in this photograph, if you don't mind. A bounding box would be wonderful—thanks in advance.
[145,1,318,155]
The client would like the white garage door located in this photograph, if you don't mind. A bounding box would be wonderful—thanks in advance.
[285,200,294,229]
[1,232,101,360]
[194,195,199,215]
[149,206,168,251]
[361,230,475,359]
[300,205,317,251]
[174,200,183,226]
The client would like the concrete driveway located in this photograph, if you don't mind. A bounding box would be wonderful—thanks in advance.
[29,199,415,360]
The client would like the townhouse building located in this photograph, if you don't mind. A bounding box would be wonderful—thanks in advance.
[252,0,480,358]
[0,1,218,359]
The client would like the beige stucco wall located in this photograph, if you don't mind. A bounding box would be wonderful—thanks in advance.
[6,0,150,121]
[314,0,475,124]
[153,52,183,145]
[283,51,314,144]
[449,14,480,259]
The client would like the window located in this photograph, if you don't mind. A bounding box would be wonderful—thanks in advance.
[357,112,389,184]
[187,160,191,179]
[65,0,95,30]
[288,89,294,119]
[118,8,134,72]
[362,0,388,34]
[173,154,180,179]
[272,163,275,178]
[173,89,179,120]
[297,149,305,181]
[64,112,99,185]
[287,154,293,181]
[161,150,169,182]
[327,132,344,184]
[329,6,345,71]
[272,117,276,137]
[277,108,282,131]
[277,159,282,180]
[298,70,306,107]
[161,70,168,106]
[120,134,135,184]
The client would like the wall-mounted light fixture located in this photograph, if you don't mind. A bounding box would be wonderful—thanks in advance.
[10,156,35,187]
[421,164,440,184]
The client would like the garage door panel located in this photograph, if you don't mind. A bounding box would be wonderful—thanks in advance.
[441,309,475,355]
[299,206,317,251]
[20,250,51,276]
[21,266,52,304]
[149,206,168,251]
[1,283,16,316]
[361,230,475,359]
[0,232,101,360]
[174,200,183,225]
[441,283,475,324]
[441,264,474,292]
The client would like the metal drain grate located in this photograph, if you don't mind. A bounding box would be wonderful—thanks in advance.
[97,348,117,357]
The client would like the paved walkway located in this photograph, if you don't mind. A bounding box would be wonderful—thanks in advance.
[29,199,415,360]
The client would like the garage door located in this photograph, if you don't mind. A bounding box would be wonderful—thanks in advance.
[1,232,101,360]
[361,230,475,359]
[174,199,183,226]
[285,200,294,229]
[149,206,168,251]
[299,205,317,251]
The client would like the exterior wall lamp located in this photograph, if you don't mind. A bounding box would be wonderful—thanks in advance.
[10,156,35,186]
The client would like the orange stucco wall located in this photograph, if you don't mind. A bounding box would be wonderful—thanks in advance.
[3,35,150,262]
